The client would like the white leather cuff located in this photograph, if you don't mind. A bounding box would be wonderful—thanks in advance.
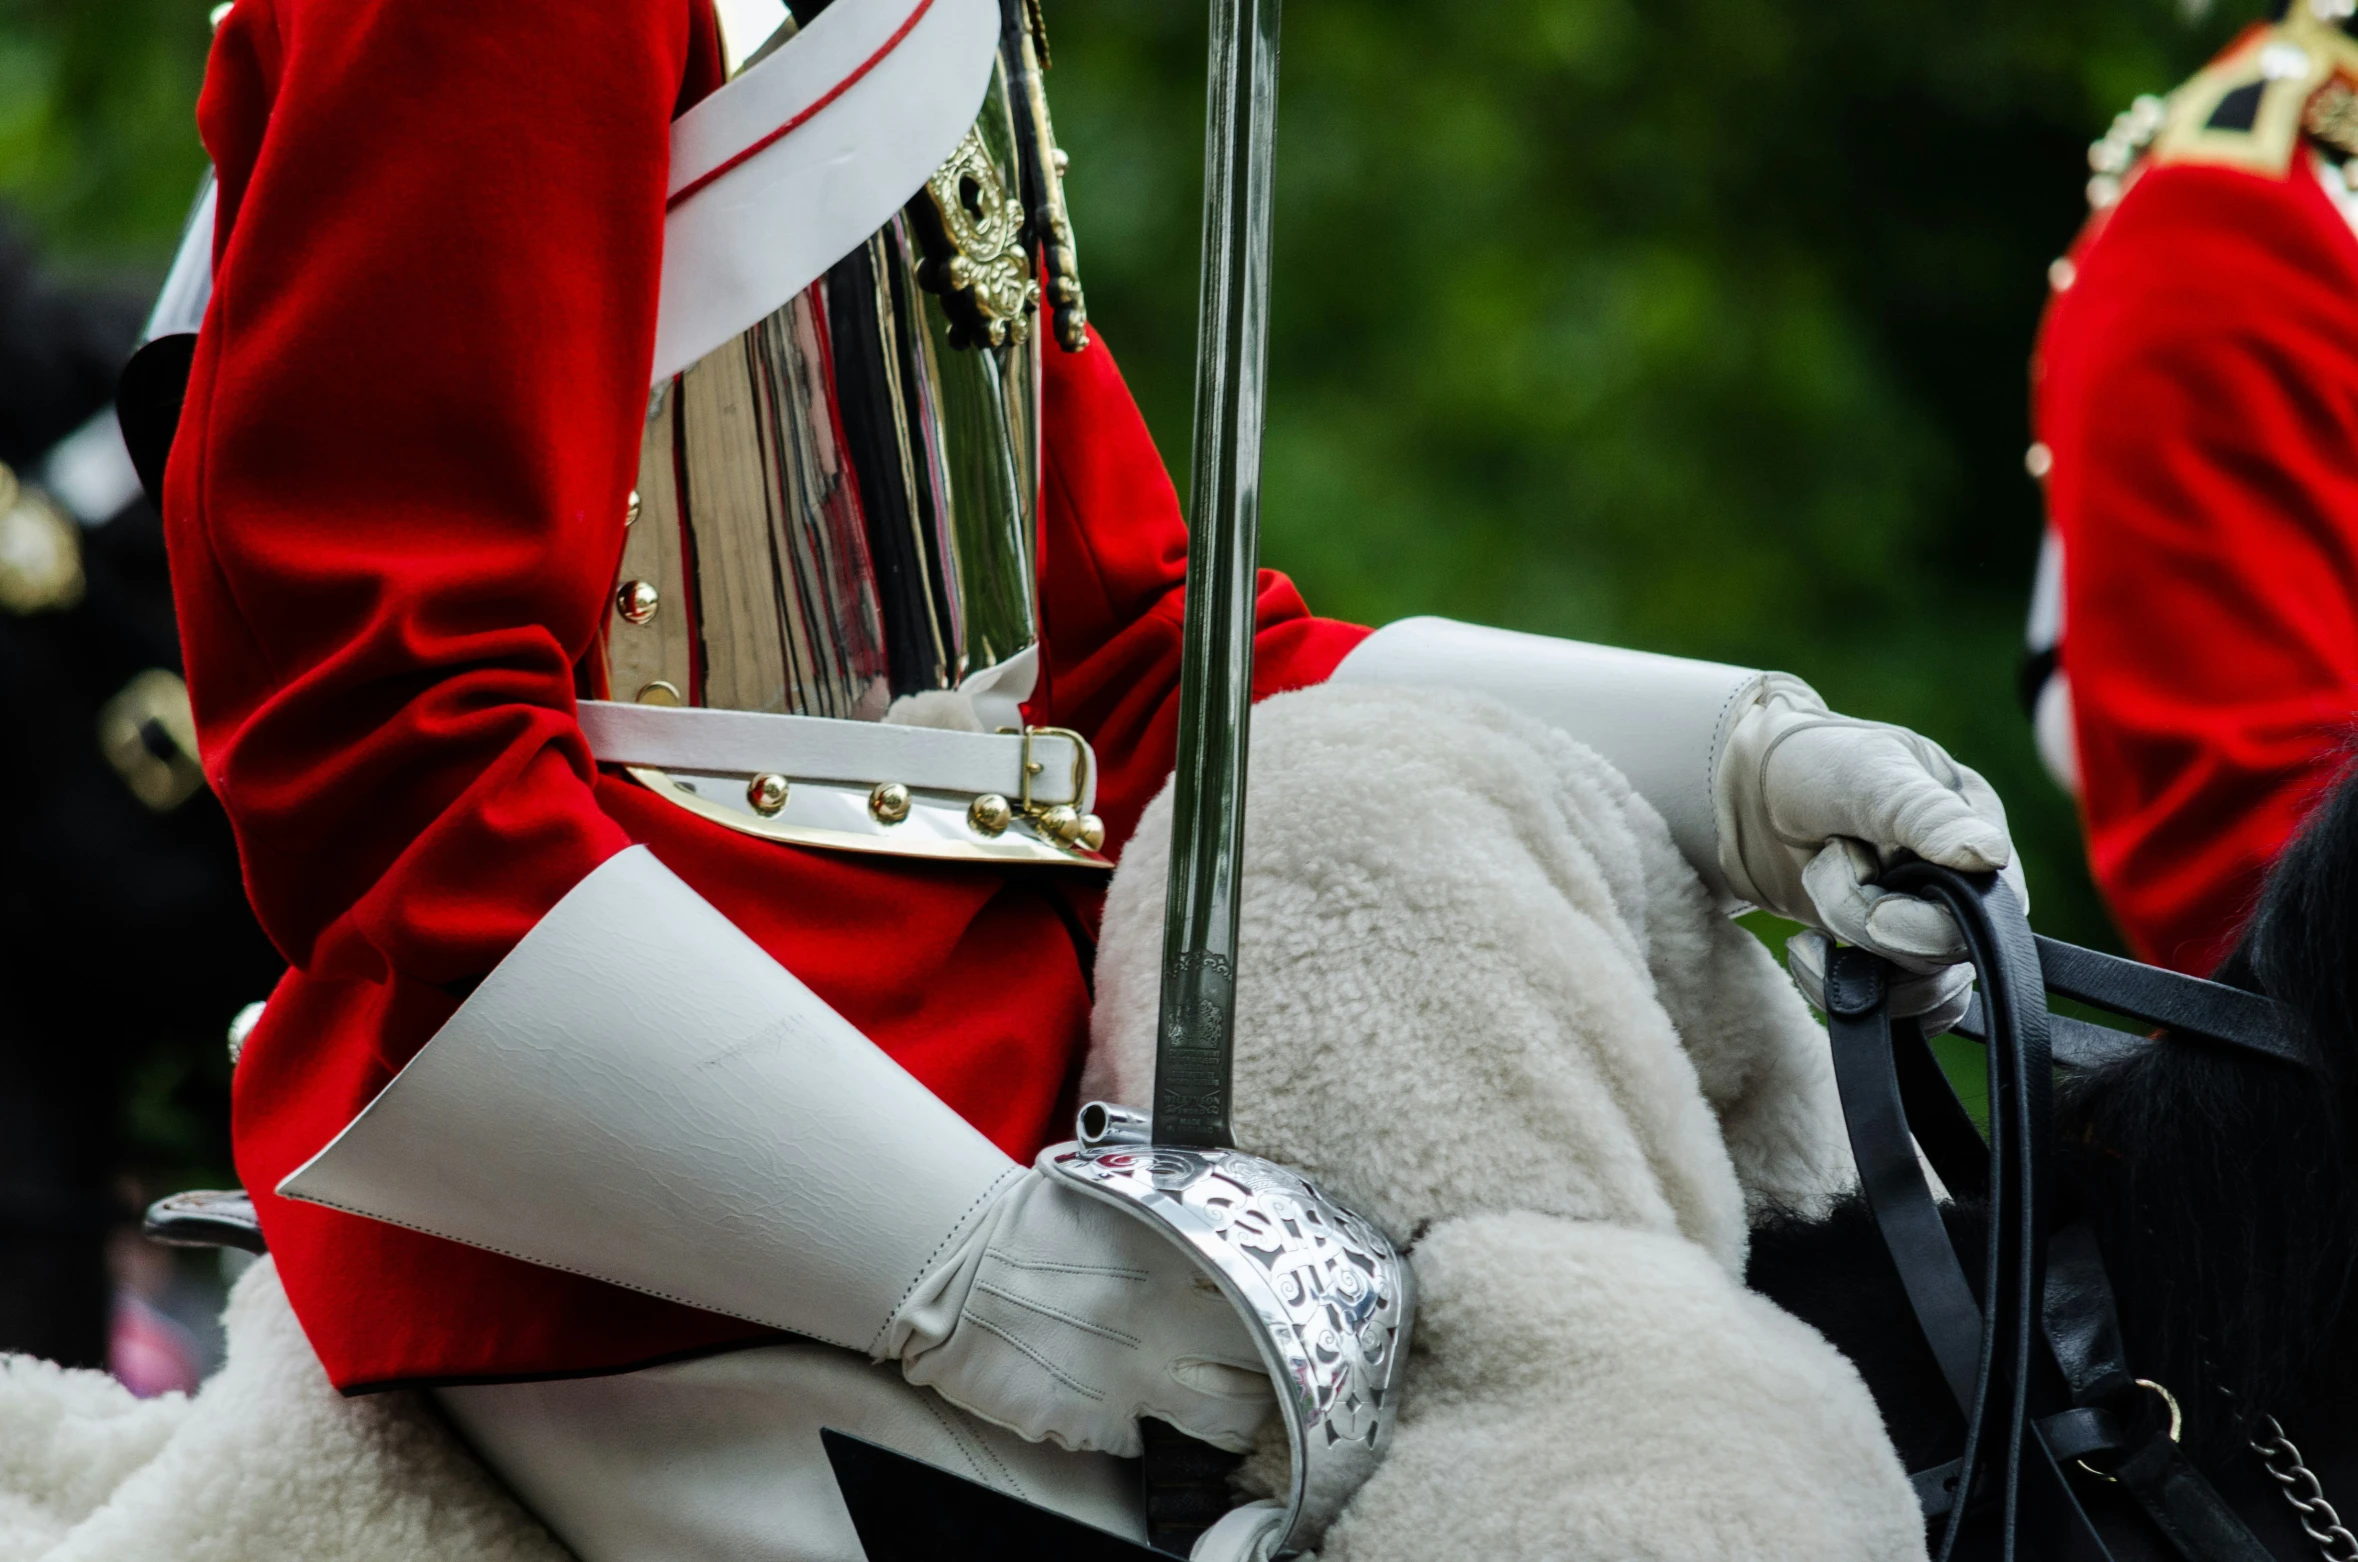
[1332,617,1769,904]
[278,846,1023,1356]
[1713,672,1839,912]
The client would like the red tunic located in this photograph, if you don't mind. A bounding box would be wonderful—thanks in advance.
[2036,78,2358,974]
[172,0,1365,1391]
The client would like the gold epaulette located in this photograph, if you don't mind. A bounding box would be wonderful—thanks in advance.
[2102,9,2358,206]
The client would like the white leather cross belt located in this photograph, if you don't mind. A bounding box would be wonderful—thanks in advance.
[579,700,1108,868]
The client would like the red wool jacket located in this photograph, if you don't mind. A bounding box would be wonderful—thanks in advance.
[2037,74,2358,974]
[171,0,1365,1391]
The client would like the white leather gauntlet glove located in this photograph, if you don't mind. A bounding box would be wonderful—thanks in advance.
[1718,675,2025,972]
[279,848,1272,1464]
[892,1163,1274,1457]
[1330,620,2023,1025]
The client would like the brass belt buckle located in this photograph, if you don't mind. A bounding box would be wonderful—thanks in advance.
[1018,725,1103,855]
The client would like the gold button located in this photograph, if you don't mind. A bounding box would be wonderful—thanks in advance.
[635,680,682,706]
[869,782,912,825]
[747,773,790,817]
[1075,814,1106,853]
[625,489,643,528]
[968,793,1013,837]
[616,579,660,624]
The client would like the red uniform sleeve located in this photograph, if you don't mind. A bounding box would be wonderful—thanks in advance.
[1030,335,1369,849]
[170,0,719,1007]
[2040,159,2358,972]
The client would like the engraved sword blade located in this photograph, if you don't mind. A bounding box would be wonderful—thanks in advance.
[1151,0,1283,1151]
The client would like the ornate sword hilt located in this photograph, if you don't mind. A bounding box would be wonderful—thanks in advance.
[1047,1106,1414,1558]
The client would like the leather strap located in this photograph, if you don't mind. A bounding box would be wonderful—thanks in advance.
[653,0,1002,380]
[2041,1224,2275,1561]
[1892,865,2058,1559]
[1841,865,2279,1562]
[1892,1014,1991,1203]
[1954,999,2150,1073]
[577,699,1094,811]
[1826,952,1987,1413]
[2035,938,2310,1070]
[1826,943,2013,1558]
[1837,868,2108,1560]
[2112,1438,2278,1562]
[1951,946,2308,1073]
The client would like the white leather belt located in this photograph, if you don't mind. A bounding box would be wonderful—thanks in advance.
[578,700,1108,868]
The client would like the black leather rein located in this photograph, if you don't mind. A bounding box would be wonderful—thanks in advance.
[1823,863,2311,1562]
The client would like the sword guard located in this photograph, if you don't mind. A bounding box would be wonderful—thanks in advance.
[1045,1115,1415,1555]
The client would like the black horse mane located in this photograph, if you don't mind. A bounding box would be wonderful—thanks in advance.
[1751,758,2358,1472]
[2059,757,2358,1461]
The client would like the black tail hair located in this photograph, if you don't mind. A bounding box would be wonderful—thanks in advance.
[2058,756,2358,1459]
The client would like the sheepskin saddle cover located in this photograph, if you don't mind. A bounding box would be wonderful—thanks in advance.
[1087,683,1925,1561]
[0,682,1925,1561]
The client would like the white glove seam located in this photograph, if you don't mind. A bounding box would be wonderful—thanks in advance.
[988,1254,1152,1281]
[875,1164,1030,1357]
[1705,673,1769,873]
[964,1312,1107,1400]
[972,1280,1144,1348]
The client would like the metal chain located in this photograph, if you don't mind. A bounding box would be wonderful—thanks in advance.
[2253,1414,2358,1561]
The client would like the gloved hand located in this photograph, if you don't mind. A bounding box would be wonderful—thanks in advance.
[1785,928,1976,1035]
[1719,676,2027,973]
[890,1162,1275,1458]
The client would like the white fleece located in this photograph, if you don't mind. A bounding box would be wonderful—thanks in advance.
[1087,682,1921,1561]
[0,683,1914,1562]
[0,1260,566,1562]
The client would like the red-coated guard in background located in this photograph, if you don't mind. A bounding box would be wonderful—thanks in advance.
[2031,6,2358,974]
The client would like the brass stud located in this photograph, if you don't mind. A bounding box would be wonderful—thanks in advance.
[869,782,912,825]
[635,680,682,706]
[1075,814,1106,853]
[616,579,660,624]
[1038,804,1080,843]
[968,793,1013,837]
[747,773,790,817]
[625,489,643,527]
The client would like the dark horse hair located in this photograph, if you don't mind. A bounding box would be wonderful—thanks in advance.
[2058,755,2358,1462]
[1750,757,2358,1478]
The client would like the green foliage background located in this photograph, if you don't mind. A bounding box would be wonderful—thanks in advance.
[0,0,2274,953]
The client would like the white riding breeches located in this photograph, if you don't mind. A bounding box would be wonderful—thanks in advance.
[435,1339,1149,1562]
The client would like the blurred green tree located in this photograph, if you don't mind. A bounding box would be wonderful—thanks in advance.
[0,0,211,265]
[0,0,2272,952]
[1042,0,2265,951]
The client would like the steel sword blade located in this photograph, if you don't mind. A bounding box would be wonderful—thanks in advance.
[1150,0,1284,1152]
